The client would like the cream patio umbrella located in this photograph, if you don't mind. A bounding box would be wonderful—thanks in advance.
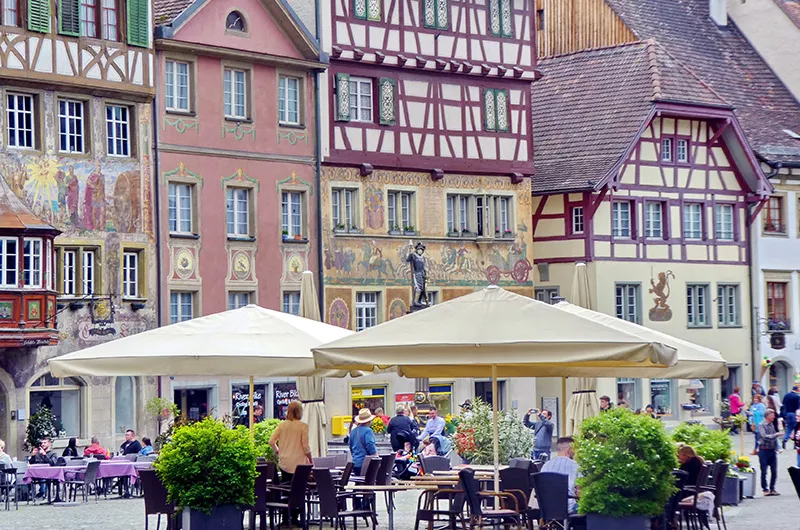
[297,271,328,458]
[564,262,600,436]
[49,305,353,436]
[313,286,678,493]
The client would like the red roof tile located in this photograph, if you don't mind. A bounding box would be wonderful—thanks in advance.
[0,176,57,233]
[775,0,800,30]
[154,0,195,25]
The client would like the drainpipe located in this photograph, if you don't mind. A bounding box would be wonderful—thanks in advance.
[152,67,163,399]
[314,0,325,318]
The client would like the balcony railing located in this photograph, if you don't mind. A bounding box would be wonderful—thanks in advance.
[767,317,791,333]
[764,222,786,234]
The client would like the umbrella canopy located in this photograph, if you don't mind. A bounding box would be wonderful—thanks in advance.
[297,271,328,458]
[313,286,678,378]
[49,305,354,378]
[553,301,728,379]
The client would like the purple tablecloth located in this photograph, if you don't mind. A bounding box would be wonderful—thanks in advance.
[23,462,140,484]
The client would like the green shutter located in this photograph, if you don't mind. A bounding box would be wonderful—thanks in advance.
[59,0,80,36]
[483,88,497,132]
[378,78,396,126]
[127,0,150,47]
[27,0,51,33]
[335,73,351,122]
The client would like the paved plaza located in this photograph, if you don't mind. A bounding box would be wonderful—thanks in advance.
[2,435,799,530]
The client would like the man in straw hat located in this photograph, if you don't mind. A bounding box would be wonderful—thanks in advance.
[349,408,378,475]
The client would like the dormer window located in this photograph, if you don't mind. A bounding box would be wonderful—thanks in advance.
[226,10,246,32]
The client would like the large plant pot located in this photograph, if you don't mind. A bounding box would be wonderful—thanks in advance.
[739,471,756,498]
[587,514,651,530]
[721,475,740,505]
[182,505,244,530]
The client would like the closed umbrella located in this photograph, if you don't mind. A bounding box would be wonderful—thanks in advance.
[565,263,599,435]
[297,271,328,457]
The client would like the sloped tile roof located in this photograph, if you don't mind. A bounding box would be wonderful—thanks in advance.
[605,0,800,165]
[775,0,800,30]
[0,177,57,233]
[532,40,728,194]
[154,0,195,25]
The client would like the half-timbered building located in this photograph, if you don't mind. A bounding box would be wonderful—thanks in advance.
[0,0,158,457]
[318,0,540,420]
[531,41,771,421]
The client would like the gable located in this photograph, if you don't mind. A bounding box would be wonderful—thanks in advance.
[171,0,313,60]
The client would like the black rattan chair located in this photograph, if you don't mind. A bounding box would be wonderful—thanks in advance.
[139,468,176,530]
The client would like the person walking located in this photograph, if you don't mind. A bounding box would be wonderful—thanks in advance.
[781,386,800,449]
[758,410,783,496]
[768,388,782,429]
[752,380,766,398]
[728,387,744,434]
[269,401,312,483]
[349,408,378,475]
[524,408,554,460]
[749,394,766,455]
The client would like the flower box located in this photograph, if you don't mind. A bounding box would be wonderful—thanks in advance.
[721,475,740,505]
[739,470,756,498]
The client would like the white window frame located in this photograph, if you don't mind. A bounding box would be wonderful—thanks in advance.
[571,206,584,234]
[81,249,95,295]
[496,196,511,235]
[7,93,34,149]
[687,284,710,328]
[62,249,77,296]
[644,201,663,239]
[355,292,378,331]
[661,137,673,162]
[715,204,734,241]
[57,99,85,154]
[3,0,18,26]
[228,291,251,310]
[122,251,139,299]
[612,201,631,238]
[23,237,42,288]
[0,237,17,288]
[278,75,301,125]
[281,191,303,238]
[224,68,248,120]
[683,203,703,240]
[168,183,193,234]
[165,60,191,112]
[387,191,414,231]
[348,76,373,123]
[717,284,740,327]
[226,188,250,237]
[332,188,357,230]
[677,138,689,163]
[615,283,640,324]
[170,291,194,323]
[106,104,130,157]
[446,195,456,233]
[282,291,300,315]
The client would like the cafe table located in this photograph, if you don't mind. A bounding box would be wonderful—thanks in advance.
[343,483,437,530]
[24,461,142,503]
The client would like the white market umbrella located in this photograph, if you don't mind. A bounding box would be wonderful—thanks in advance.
[297,271,328,458]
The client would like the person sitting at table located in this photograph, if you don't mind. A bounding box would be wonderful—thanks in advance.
[541,437,580,514]
[0,439,13,486]
[139,437,154,456]
[677,445,704,486]
[349,408,378,475]
[417,406,445,441]
[62,437,79,458]
[120,429,143,455]
[84,437,109,458]
[30,438,58,465]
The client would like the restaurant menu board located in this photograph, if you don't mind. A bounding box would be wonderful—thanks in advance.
[273,383,299,420]
[232,384,267,426]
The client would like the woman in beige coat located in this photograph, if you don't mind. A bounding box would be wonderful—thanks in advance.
[269,400,312,483]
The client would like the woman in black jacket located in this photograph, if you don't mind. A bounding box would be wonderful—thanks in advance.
[62,437,79,457]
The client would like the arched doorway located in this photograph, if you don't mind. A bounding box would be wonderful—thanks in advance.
[769,360,793,395]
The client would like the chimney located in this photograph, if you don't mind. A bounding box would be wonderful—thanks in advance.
[709,0,727,26]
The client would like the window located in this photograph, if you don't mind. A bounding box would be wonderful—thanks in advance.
[226,188,250,237]
[282,291,300,315]
[677,139,689,163]
[355,292,378,331]
[715,204,734,241]
[617,378,641,410]
[0,237,17,288]
[62,249,76,296]
[7,93,35,149]
[643,201,663,239]
[29,374,83,437]
[122,250,140,298]
[764,196,784,233]
[691,379,711,411]
[353,0,380,21]
[650,379,673,417]
[683,203,703,240]
[2,0,18,26]
[534,287,560,304]
[106,104,130,157]
[331,188,357,230]
[224,68,248,120]
[58,247,97,296]
[168,183,193,234]
[80,0,97,36]
[114,376,134,434]
[611,201,631,238]
[487,0,513,37]
[422,0,448,29]
[165,60,191,112]
[495,196,511,235]
[483,88,509,132]
[225,10,246,31]
[348,77,372,123]
[459,195,469,232]
[81,249,95,295]
[387,191,414,231]
[278,75,300,125]
[766,281,789,331]
[571,206,584,234]
[717,284,740,327]
[615,284,640,323]
[661,137,673,162]
[228,291,250,310]
[475,380,506,409]
[100,0,116,39]
[169,291,194,323]
[23,238,42,288]
[57,99,85,154]
[281,191,303,238]
[686,284,710,327]
[70,0,116,39]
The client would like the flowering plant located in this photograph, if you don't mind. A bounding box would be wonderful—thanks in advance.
[734,455,754,473]
[444,413,460,436]
[449,398,532,464]
[370,417,386,434]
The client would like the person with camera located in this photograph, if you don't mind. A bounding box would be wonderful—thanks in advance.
[524,407,554,460]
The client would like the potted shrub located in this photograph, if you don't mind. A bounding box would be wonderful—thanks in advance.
[281,230,289,241]
[293,233,303,241]
[503,229,513,238]
[447,229,460,237]
[348,224,362,234]
[575,409,677,530]
[403,225,416,236]
[388,224,402,236]
[155,417,257,530]
[671,422,738,503]
[449,398,532,465]
[334,223,347,234]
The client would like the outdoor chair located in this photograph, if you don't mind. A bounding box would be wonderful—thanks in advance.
[350,456,381,484]
[532,471,585,530]
[531,460,545,472]
[663,470,689,530]
[65,459,101,503]
[788,466,800,501]
[344,458,381,525]
[248,464,276,530]
[266,463,312,530]
[337,462,354,492]
[460,468,522,529]
[139,468,176,530]
[678,462,712,530]
[705,461,729,530]
[314,467,376,529]
[509,458,533,470]
[330,451,349,467]
[420,456,450,475]
[500,466,539,529]
[313,456,337,469]
[413,480,467,530]
[0,464,17,511]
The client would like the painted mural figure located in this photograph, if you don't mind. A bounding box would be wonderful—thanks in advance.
[64,166,80,226]
[84,162,106,230]
[648,270,675,322]
[407,241,429,310]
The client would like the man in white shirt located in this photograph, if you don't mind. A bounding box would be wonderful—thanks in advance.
[541,437,580,514]
[417,406,446,441]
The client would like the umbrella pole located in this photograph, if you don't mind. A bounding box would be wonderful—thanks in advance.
[492,365,500,507]
[561,377,567,437]
[249,376,255,442]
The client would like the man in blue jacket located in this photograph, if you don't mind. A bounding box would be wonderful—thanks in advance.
[524,408,554,460]
[782,386,800,448]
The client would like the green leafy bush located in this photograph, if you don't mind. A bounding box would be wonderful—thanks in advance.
[253,419,282,464]
[154,417,257,514]
[450,398,532,465]
[671,422,732,463]
[575,408,677,517]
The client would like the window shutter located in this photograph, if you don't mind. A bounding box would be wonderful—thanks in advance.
[378,78,396,126]
[496,89,509,132]
[58,0,80,36]
[27,0,51,33]
[335,73,351,122]
[483,88,497,132]
[127,0,150,47]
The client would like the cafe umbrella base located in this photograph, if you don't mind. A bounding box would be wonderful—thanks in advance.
[586,514,650,530]
[182,505,244,530]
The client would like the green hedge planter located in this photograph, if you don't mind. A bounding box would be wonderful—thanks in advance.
[182,506,244,530]
[587,514,650,530]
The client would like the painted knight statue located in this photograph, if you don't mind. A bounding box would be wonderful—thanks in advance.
[407,241,429,311]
